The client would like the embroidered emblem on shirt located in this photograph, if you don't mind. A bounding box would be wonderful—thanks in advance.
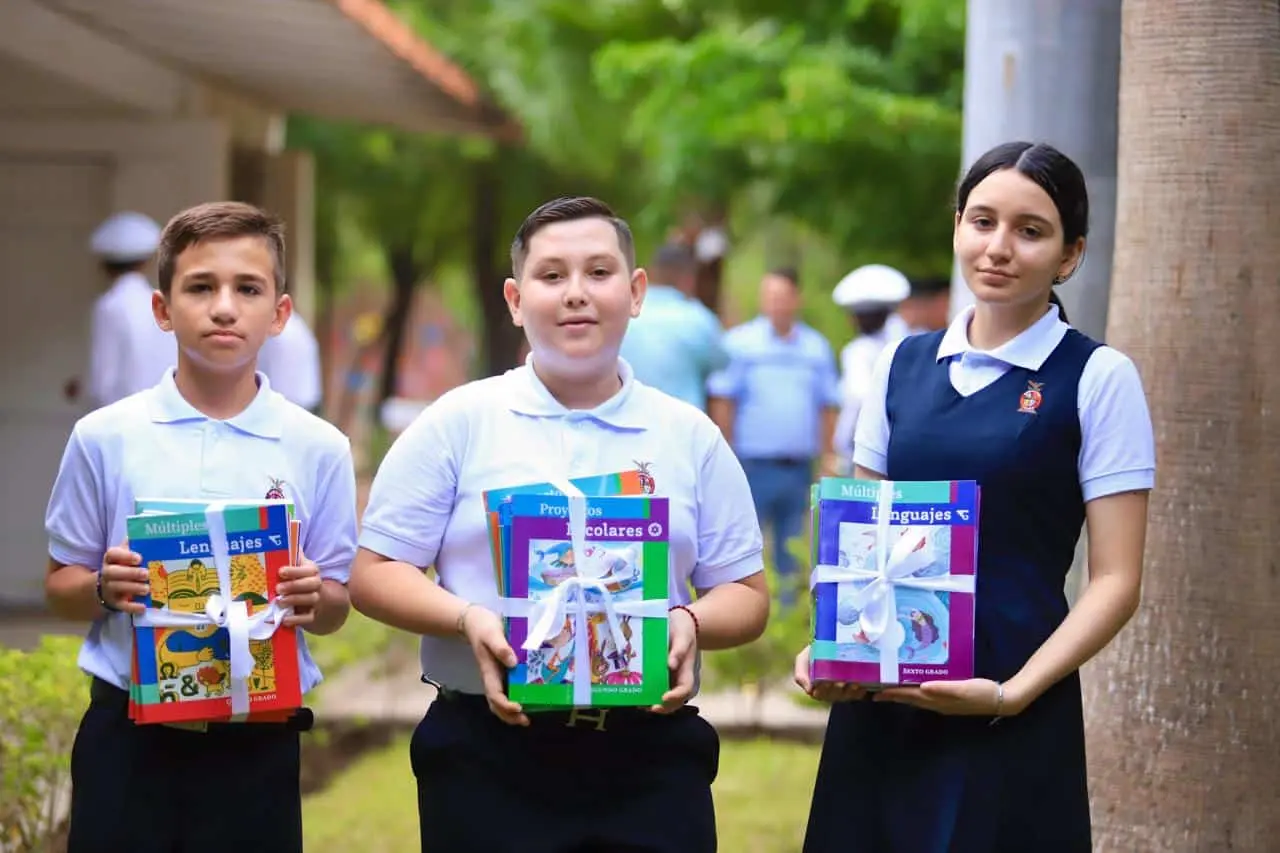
[265,477,287,500]
[1018,381,1044,414]
[635,461,656,494]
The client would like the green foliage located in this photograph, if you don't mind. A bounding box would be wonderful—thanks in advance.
[592,0,965,275]
[0,635,88,851]
[289,0,966,377]
[308,611,416,680]
[700,536,813,698]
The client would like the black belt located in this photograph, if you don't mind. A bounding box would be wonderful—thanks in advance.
[429,679,697,733]
[90,676,314,732]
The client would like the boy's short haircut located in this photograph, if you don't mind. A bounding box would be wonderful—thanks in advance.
[156,201,287,296]
[510,196,635,278]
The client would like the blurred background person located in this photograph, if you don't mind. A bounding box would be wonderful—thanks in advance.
[830,264,911,472]
[620,241,727,410]
[83,211,175,409]
[709,266,841,596]
[260,312,324,413]
[899,274,952,334]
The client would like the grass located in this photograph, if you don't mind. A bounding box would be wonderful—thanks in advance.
[302,735,821,853]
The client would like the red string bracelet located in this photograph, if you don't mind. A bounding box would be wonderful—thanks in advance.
[669,604,700,637]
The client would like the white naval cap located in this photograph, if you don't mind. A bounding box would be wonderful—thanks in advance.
[89,211,161,262]
[832,264,911,312]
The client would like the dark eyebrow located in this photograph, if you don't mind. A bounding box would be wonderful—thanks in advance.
[967,204,1055,229]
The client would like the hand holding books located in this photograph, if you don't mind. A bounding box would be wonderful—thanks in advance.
[98,542,149,615]
[277,551,323,627]
[457,601,528,726]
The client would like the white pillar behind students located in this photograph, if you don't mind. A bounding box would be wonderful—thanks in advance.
[829,264,912,473]
[86,212,178,408]
[259,313,324,413]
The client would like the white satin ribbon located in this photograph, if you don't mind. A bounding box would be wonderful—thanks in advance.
[499,477,665,706]
[809,480,974,683]
[132,503,291,715]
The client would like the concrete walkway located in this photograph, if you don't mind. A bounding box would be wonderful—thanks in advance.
[312,657,831,740]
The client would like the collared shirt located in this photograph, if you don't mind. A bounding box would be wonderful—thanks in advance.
[358,356,765,695]
[259,314,323,411]
[707,317,842,460]
[854,305,1156,500]
[45,369,359,693]
[619,284,728,410]
[832,314,910,459]
[88,272,178,408]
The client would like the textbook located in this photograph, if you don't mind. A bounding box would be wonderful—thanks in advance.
[499,494,670,709]
[126,501,302,725]
[808,478,980,687]
[482,470,650,597]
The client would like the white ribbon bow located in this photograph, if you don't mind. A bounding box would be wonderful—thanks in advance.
[133,503,291,716]
[809,479,975,683]
[500,479,665,706]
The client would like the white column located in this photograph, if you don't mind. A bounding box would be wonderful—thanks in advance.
[950,0,1121,343]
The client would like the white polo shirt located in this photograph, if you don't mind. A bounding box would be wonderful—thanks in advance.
[854,305,1156,499]
[359,357,765,696]
[45,369,359,693]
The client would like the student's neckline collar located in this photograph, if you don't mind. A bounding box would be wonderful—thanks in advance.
[147,368,284,438]
[506,355,648,430]
[936,304,1068,370]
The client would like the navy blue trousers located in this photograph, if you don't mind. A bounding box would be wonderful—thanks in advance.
[66,678,306,853]
[412,692,720,852]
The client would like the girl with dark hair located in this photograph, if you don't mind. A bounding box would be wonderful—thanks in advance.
[797,142,1156,852]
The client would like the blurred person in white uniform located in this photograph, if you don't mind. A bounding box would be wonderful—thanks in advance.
[829,264,911,471]
[85,212,176,408]
[260,312,324,413]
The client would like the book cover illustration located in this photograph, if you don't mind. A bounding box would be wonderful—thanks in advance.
[127,503,301,724]
[503,494,670,708]
[482,469,649,596]
[810,478,979,686]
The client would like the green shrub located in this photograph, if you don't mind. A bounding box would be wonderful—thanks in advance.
[700,536,813,709]
[0,635,88,852]
[308,610,416,680]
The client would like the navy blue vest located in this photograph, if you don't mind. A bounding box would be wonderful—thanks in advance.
[885,328,1101,683]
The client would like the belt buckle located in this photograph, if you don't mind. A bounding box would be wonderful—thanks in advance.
[564,707,609,732]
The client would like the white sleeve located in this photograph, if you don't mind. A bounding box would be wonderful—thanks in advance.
[303,441,359,583]
[1078,347,1157,501]
[88,300,118,407]
[358,393,466,568]
[45,426,109,568]
[690,426,764,590]
[850,337,905,476]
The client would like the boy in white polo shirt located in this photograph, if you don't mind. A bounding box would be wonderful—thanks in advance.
[351,196,770,853]
[43,201,358,853]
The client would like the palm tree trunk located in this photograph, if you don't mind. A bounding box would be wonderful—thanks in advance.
[1082,2,1280,849]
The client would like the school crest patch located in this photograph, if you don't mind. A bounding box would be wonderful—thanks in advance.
[635,461,655,494]
[1018,380,1044,414]
[265,477,287,500]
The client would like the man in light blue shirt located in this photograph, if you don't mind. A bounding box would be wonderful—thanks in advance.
[620,242,727,410]
[708,267,842,596]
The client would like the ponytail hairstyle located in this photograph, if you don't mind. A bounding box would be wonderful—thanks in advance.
[1048,289,1069,323]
